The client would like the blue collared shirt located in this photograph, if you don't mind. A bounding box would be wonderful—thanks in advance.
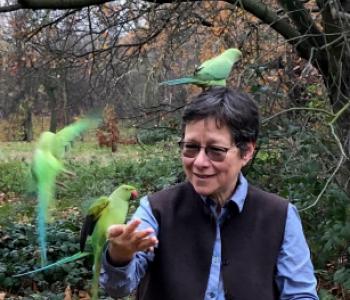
[100,174,319,300]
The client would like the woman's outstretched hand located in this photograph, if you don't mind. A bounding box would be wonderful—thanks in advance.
[107,219,158,265]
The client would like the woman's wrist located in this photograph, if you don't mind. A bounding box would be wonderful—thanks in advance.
[106,244,133,267]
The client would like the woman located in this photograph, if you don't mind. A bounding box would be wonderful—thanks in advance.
[100,87,319,300]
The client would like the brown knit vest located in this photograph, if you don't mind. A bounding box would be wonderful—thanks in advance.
[137,181,288,300]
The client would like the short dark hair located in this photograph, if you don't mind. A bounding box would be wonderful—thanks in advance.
[181,87,260,157]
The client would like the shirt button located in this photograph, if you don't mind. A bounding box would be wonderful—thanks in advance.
[222,259,229,266]
[224,290,234,300]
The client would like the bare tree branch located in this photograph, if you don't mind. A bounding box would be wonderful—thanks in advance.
[277,0,323,44]
[18,0,114,9]
[0,3,22,12]
[24,9,80,42]
[229,0,323,61]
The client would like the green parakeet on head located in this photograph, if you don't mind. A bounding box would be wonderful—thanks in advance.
[160,48,242,88]
[32,114,101,266]
[14,184,137,300]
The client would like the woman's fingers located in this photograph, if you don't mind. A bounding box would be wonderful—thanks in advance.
[132,227,155,240]
[122,219,142,239]
[108,220,157,250]
[136,237,158,252]
[107,219,158,264]
[107,224,125,239]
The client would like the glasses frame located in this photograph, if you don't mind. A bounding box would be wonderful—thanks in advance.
[178,141,236,162]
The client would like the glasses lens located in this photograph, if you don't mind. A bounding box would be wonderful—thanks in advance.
[206,146,227,162]
[179,142,200,158]
[179,142,228,161]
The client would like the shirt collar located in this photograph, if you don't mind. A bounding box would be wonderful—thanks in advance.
[230,173,248,213]
[202,173,248,213]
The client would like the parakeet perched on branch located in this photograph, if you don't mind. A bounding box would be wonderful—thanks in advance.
[160,48,242,88]
[32,114,101,266]
[14,184,137,300]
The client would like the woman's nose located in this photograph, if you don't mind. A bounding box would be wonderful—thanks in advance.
[193,148,211,167]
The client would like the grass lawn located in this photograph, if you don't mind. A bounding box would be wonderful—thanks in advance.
[0,135,181,220]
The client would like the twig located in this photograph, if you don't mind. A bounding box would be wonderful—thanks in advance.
[299,153,345,212]
[329,123,349,159]
[299,121,348,212]
[262,105,348,212]
[262,107,334,124]
[329,101,350,125]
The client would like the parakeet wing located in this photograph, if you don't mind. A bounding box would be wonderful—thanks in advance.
[80,196,110,251]
[195,48,242,81]
[54,117,100,159]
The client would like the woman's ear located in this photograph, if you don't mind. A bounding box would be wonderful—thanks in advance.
[242,142,256,166]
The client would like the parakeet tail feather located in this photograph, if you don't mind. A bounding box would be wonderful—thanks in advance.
[91,246,103,300]
[159,77,199,85]
[13,251,91,277]
[37,192,49,267]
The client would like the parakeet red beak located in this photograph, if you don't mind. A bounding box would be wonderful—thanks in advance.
[131,190,138,199]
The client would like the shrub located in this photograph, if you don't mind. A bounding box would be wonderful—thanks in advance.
[0,161,31,195]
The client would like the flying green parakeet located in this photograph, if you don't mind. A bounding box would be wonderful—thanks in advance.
[14,184,137,300]
[32,114,101,266]
[160,48,242,88]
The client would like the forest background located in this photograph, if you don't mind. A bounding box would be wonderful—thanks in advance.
[0,0,349,299]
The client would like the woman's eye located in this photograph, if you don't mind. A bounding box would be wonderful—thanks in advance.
[209,146,226,153]
[185,144,200,150]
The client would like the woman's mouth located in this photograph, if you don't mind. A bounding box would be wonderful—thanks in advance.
[194,173,215,179]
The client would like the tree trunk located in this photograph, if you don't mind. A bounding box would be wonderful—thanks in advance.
[22,97,33,142]
[313,0,350,195]
[48,87,58,133]
[62,71,69,125]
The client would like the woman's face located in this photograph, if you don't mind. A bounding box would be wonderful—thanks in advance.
[181,118,254,203]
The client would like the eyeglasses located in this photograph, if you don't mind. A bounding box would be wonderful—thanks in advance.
[178,141,236,162]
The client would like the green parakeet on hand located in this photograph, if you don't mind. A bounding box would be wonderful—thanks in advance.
[32,115,101,266]
[80,184,138,300]
[14,184,137,300]
[160,48,242,88]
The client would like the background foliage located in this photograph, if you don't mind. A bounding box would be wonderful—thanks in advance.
[0,124,349,299]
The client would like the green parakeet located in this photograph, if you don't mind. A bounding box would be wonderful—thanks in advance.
[80,184,138,300]
[14,184,137,300]
[32,115,101,266]
[160,48,242,88]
